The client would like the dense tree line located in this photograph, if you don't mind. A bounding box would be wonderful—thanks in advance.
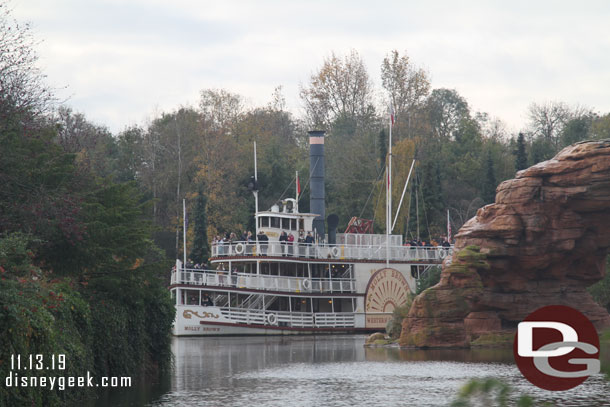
[15,49,608,255]
[0,8,173,405]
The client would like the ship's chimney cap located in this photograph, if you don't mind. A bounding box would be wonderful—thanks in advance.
[309,130,325,144]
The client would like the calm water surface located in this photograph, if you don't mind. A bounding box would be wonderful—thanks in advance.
[98,335,610,406]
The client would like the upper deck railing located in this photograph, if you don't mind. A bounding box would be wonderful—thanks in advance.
[210,240,452,263]
[171,268,356,293]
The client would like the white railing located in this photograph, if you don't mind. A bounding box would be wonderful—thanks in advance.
[218,307,355,328]
[211,240,452,262]
[171,269,356,293]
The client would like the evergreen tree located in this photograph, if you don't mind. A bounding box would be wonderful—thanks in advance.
[190,188,210,265]
[515,132,528,171]
[378,128,388,172]
[482,152,497,204]
[420,160,444,237]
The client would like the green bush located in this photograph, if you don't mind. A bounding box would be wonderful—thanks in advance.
[385,294,414,339]
[416,266,442,294]
[0,234,175,406]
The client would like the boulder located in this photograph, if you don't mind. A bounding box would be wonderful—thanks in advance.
[400,140,610,348]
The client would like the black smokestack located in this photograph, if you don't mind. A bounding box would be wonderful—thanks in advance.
[309,130,325,239]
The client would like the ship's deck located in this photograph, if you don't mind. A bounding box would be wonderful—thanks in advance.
[210,240,452,264]
[171,269,356,294]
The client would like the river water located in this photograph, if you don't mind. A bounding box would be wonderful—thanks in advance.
[97,335,610,407]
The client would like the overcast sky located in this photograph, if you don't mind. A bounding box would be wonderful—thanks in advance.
[13,0,610,134]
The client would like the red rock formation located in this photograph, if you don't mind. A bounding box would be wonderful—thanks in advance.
[400,140,610,348]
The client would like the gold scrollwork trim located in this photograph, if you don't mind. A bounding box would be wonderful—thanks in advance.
[183,309,220,319]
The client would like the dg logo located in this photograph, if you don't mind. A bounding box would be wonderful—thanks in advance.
[513,305,600,391]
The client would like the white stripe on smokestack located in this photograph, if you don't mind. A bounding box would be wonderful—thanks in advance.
[310,137,325,144]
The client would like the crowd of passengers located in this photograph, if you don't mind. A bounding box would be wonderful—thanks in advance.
[212,230,315,246]
[211,230,452,251]
[405,237,452,248]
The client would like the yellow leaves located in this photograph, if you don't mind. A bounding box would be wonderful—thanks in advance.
[373,138,416,234]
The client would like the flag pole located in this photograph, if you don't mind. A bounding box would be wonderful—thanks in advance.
[294,171,301,213]
[183,198,187,266]
[386,107,393,268]
[254,142,259,235]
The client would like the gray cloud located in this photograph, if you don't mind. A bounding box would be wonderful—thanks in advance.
[13,0,610,133]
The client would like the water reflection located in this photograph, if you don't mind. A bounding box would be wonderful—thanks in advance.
[366,346,514,364]
[139,336,609,407]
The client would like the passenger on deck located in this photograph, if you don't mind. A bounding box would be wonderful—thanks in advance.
[257,231,268,255]
[287,233,295,256]
[202,294,214,306]
[304,232,314,258]
[279,231,288,256]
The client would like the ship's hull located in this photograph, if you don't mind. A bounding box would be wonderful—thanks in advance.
[173,305,368,336]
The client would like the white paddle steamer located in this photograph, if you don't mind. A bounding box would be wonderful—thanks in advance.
[170,130,452,336]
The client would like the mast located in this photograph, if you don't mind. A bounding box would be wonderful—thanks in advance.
[386,107,393,267]
[416,182,420,240]
[254,141,259,235]
[182,198,187,266]
[392,159,415,232]
[295,170,299,213]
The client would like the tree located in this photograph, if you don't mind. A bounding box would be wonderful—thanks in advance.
[591,113,610,140]
[190,188,210,265]
[55,107,117,177]
[373,139,416,236]
[300,50,375,129]
[420,160,444,236]
[115,125,145,182]
[426,89,470,141]
[378,128,387,172]
[199,88,244,132]
[381,50,430,139]
[482,152,497,204]
[0,5,55,127]
[515,132,528,171]
[527,102,572,150]
[143,108,202,256]
[560,116,592,147]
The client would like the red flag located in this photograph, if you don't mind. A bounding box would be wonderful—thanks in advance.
[297,175,301,195]
[390,105,395,126]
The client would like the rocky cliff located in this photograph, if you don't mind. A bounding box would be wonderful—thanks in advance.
[400,140,610,348]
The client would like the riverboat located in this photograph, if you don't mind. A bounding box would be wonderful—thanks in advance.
[170,130,452,336]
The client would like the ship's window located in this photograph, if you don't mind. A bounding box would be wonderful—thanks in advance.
[185,290,200,305]
[271,217,280,228]
[299,219,304,230]
[261,217,269,228]
[282,218,290,229]
[290,219,297,230]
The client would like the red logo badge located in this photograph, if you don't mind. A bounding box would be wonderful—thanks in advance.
[513,305,600,391]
